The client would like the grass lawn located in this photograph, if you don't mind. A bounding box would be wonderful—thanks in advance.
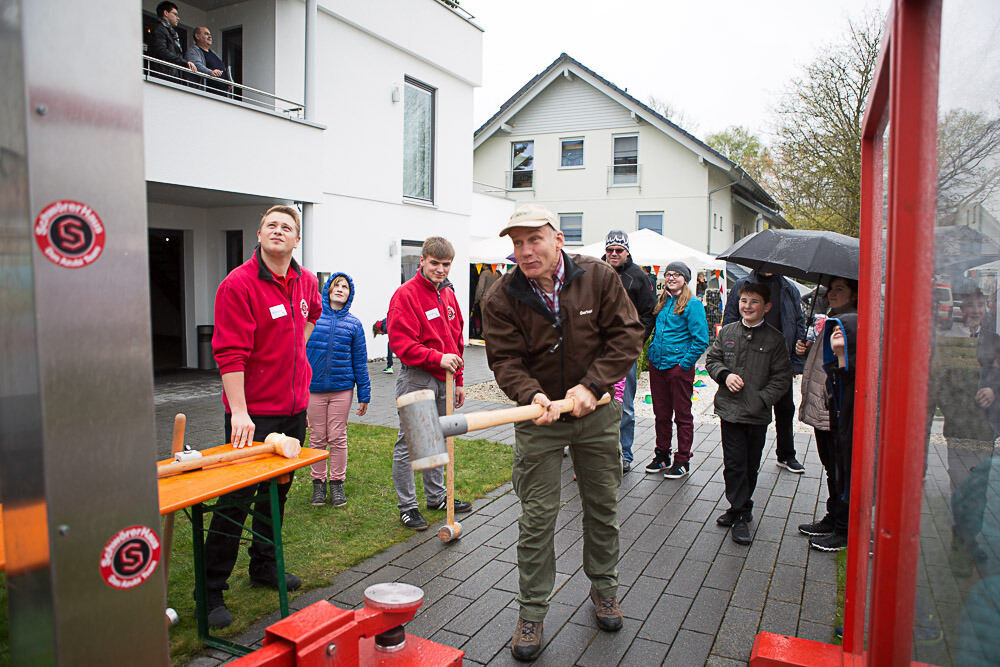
[0,422,513,666]
[833,548,847,644]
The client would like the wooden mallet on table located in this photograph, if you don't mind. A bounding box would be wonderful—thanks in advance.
[162,413,185,628]
[157,432,301,478]
[438,371,461,543]
[397,389,611,472]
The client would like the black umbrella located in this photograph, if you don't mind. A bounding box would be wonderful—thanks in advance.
[716,228,859,284]
[716,228,860,330]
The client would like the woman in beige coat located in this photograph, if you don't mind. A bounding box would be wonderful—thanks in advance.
[794,277,858,537]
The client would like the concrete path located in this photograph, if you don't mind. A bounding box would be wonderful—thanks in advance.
[159,346,839,666]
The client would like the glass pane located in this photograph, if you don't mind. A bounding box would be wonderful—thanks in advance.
[403,82,433,200]
[561,139,583,167]
[614,135,638,161]
[560,214,582,244]
[512,141,534,171]
[915,3,1000,663]
[638,213,662,234]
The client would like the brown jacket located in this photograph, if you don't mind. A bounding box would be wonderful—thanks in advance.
[482,252,644,406]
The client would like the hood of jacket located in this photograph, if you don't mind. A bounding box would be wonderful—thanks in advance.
[322,272,355,317]
[823,313,858,371]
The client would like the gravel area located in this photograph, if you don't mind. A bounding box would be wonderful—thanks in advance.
[465,366,812,433]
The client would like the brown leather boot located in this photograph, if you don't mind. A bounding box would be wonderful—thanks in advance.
[510,617,543,662]
[590,587,623,631]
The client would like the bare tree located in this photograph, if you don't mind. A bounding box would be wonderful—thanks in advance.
[772,14,883,236]
[646,96,697,133]
[936,107,1000,224]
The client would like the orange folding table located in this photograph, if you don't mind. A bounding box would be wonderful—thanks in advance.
[158,444,326,655]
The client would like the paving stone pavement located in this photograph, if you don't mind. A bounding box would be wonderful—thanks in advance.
[157,346,839,666]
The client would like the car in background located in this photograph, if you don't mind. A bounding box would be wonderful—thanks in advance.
[934,283,953,329]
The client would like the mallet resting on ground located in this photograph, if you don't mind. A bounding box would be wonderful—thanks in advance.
[157,432,301,477]
[397,390,610,471]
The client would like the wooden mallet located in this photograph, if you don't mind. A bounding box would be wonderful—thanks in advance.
[162,413,185,628]
[157,432,301,478]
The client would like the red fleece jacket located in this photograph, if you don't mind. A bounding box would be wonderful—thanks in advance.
[387,270,465,385]
[213,249,322,415]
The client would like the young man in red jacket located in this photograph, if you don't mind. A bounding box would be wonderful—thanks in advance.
[205,205,322,629]
[388,237,472,530]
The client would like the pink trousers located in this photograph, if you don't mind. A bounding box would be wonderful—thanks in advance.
[307,390,353,482]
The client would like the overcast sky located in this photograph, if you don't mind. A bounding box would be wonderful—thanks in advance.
[464,0,889,143]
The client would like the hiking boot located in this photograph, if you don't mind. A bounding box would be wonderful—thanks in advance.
[204,591,233,629]
[798,514,835,537]
[644,451,671,473]
[329,481,347,507]
[400,508,428,530]
[731,519,752,545]
[510,618,543,662]
[589,587,623,632]
[717,510,751,527]
[250,570,302,591]
[310,480,327,506]
[810,532,848,552]
[777,457,805,473]
[428,498,472,513]
[663,462,688,479]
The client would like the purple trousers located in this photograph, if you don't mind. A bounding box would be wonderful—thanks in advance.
[649,364,696,465]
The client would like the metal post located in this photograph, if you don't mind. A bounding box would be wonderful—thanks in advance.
[304,0,318,121]
[0,0,168,662]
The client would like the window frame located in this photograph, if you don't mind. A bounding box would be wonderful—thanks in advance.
[637,211,663,234]
[559,137,585,169]
[611,134,639,186]
[559,213,583,245]
[510,140,535,189]
[402,76,436,203]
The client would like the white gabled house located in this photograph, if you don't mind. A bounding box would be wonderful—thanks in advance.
[141,0,482,369]
[473,53,787,253]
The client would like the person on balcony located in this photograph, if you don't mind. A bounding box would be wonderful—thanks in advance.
[186,27,232,95]
[149,2,196,80]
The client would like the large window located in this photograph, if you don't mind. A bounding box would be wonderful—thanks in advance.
[637,212,663,234]
[560,213,583,245]
[403,77,435,201]
[613,135,638,184]
[511,141,534,189]
[561,138,584,167]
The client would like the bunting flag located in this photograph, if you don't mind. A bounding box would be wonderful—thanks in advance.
[475,263,483,273]
[491,264,499,272]
[653,265,660,275]
[507,264,515,271]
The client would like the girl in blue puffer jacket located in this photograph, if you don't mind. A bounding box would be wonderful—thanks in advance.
[306,273,371,507]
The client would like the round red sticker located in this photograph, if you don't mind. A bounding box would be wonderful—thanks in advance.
[99,525,161,590]
[34,200,106,269]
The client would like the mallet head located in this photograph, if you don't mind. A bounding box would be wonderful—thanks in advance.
[264,432,302,458]
[438,522,462,543]
[396,389,449,470]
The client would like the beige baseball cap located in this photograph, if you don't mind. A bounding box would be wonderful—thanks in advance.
[498,204,558,237]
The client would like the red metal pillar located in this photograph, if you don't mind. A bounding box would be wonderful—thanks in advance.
[867,1,941,666]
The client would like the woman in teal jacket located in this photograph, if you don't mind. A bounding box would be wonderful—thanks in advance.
[643,262,710,479]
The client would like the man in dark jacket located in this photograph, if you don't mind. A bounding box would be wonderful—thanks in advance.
[483,204,644,661]
[723,270,806,473]
[603,230,655,472]
[149,2,196,79]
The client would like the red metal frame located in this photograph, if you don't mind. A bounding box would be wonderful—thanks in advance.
[753,1,943,664]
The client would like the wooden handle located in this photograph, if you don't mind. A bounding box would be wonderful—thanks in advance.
[162,413,186,581]
[463,393,611,432]
[158,442,276,477]
[445,371,455,528]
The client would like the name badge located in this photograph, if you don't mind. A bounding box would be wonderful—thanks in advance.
[425,307,440,321]
[270,304,288,319]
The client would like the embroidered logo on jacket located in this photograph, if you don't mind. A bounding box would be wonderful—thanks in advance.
[300,298,309,318]
[447,305,456,320]
[579,309,593,316]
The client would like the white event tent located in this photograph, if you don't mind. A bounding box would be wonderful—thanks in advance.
[575,228,726,273]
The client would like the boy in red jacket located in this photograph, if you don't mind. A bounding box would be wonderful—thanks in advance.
[205,205,322,628]
[388,237,472,530]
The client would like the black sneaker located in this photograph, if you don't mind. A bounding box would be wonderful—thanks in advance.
[810,533,848,552]
[644,451,671,474]
[250,571,302,591]
[716,510,751,527]
[663,462,688,479]
[329,481,347,507]
[777,457,805,474]
[205,591,233,629]
[427,498,472,514]
[622,460,631,473]
[310,480,327,506]
[400,508,428,530]
[731,520,752,545]
[798,514,835,537]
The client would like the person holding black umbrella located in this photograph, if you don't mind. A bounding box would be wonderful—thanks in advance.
[723,270,807,473]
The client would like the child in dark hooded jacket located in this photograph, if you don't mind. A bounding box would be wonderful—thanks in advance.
[812,312,858,551]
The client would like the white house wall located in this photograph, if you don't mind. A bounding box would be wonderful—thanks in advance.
[509,76,633,134]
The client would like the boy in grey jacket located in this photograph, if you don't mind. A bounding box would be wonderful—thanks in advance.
[706,283,792,545]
